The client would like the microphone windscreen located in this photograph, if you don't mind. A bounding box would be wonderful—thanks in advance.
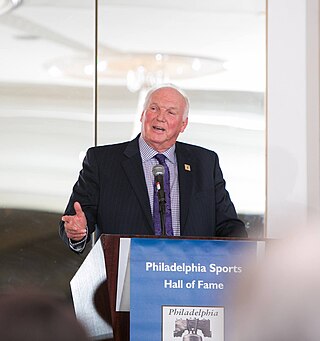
[152,164,165,177]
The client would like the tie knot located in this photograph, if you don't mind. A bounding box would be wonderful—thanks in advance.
[154,153,166,165]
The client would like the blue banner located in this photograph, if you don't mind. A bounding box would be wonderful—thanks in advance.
[130,238,259,341]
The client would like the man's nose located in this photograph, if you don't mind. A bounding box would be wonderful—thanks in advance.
[156,110,166,121]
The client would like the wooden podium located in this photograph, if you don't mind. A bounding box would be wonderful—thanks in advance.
[101,234,130,341]
[70,234,131,341]
[70,234,263,341]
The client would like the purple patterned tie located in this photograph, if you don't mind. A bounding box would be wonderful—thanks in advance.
[153,154,173,236]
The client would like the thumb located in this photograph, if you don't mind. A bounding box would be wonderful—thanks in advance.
[74,201,84,216]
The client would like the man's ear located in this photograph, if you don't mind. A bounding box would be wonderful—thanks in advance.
[180,117,188,133]
[140,111,145,122]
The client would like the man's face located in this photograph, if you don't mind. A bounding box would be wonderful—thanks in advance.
[140,87,188,152]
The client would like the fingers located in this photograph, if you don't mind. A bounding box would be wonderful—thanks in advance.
[61,201,88,241]
[62,216,87,241]
[74,201,84,216]
[65,226,87,241]
[62,216,84,229]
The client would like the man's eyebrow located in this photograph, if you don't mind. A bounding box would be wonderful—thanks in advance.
[149,102,179,111]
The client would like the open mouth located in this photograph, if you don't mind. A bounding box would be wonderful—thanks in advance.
[153,125,165,132]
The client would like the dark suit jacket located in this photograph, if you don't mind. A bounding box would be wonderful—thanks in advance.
[59,135,247,244]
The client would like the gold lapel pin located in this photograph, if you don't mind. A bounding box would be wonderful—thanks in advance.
[184,164,191,171]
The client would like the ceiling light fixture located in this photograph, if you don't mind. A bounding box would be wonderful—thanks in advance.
[45,51,225,92]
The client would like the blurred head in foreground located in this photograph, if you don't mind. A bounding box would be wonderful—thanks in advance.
[0,289,89,341]
[234,225,320,341]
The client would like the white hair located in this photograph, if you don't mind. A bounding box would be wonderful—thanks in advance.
[142,83,190,119]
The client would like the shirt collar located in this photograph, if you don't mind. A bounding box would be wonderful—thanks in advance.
[139,136,176,164]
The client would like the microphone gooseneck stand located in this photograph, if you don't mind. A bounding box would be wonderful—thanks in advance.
[157,190,166,236]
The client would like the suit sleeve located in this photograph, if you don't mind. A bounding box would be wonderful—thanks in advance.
[213,155,248,238]
[59,147,100,246]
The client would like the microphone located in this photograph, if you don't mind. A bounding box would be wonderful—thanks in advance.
[152,164,165,197]
[152,164,166,235]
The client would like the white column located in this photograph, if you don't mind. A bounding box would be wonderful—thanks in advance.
[267,0,316,238]
[306,0,320,222]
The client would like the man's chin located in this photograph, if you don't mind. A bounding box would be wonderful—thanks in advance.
[147,138,169,152]
[148,133,167,144]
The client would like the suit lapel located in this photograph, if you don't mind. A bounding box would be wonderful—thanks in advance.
[176,143,194,232]
[121,137,154,232]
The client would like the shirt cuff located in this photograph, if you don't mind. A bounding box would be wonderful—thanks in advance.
[68,227,88,252]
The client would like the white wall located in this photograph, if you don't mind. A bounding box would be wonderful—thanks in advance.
[267,0,320,237]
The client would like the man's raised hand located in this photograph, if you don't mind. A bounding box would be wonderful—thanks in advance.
[61,201,87,241]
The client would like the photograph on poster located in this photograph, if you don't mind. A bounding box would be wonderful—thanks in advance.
[162,305,224,341]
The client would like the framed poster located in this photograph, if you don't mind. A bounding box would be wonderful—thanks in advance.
[130,238,263,340]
